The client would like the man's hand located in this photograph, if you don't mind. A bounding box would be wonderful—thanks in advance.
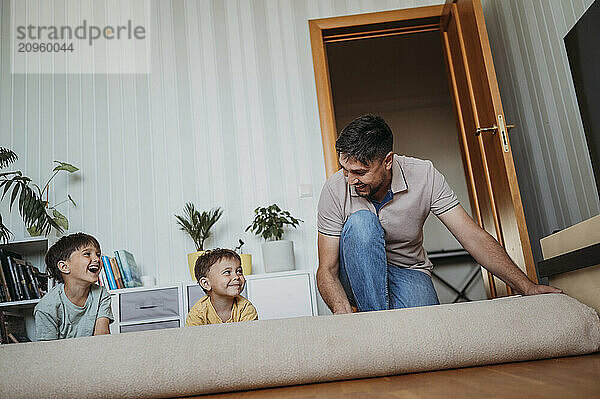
[333,303,354,315]
[521,283,563,296]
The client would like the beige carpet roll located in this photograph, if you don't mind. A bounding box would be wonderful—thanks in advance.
[1,294,599,398]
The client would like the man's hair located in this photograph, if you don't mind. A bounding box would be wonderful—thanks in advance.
[45,232,100,283]
[335,114,393,165]
[195,248,241,293]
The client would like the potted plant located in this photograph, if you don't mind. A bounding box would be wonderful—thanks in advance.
[175,203,223,279]
[234,239,251,275]
[0,147,79,243]
[246,204,302,273]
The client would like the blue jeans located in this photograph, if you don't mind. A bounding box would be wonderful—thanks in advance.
[339,210,439,312]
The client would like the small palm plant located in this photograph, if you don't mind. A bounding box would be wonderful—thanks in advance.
[0,147,79,243]
[175,203,223,251]
[246,204,302,241]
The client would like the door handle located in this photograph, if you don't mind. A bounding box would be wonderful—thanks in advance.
[475,117,515,153]
[475,123,515,136]
[475,125,497,136]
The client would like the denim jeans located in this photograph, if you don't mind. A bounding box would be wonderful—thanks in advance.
[339,210,439,312]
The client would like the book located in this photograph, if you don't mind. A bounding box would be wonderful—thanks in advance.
[100,267,110,287]
[114,250,142,288]
[109,257,124,289]
[112,252,129,287]
[31,266,49,296]
[101,256,117,290]
[12,258,32,300]
[0,259,11,302]
[24,263,41,299]
[6,257,24,301]
[12,258,39,299]
[0,249,17,301]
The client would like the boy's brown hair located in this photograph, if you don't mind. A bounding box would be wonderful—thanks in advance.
[194,248,241,293]
[45,232,100,283]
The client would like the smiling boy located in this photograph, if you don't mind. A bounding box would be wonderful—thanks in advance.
[34,233,114,340]
[185,248,257,326]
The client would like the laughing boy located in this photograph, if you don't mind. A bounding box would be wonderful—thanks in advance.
[34,233,114,340]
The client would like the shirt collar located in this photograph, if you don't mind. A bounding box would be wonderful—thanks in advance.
[349,155,408,197]
[391,155,408,194]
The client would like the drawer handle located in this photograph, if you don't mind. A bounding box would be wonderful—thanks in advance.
[138,305,159,309]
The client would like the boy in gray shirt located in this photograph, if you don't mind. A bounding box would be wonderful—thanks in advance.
[34,233,113,340]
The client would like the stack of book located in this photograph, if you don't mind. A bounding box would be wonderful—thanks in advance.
[98,250,143,290]
[0,249,49,303]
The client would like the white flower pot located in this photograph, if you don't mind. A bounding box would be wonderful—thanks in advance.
[261,240,295,273]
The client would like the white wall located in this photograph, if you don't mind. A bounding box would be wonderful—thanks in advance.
[0,0,444,313]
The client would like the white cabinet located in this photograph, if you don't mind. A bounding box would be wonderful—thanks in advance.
[246,270,317,320]
[183,270,318,321]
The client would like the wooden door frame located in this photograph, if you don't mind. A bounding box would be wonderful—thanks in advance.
[308,5,445,178]
[308,2,537,299]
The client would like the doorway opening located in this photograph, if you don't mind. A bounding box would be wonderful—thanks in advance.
[326,28,487,303]
[309,3,538,299]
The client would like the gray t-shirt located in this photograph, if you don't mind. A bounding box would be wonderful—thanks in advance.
[34,283,114,340]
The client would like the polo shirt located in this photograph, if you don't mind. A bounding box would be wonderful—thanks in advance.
[317,154,460,273]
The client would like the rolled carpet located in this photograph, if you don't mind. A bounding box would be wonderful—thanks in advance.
[1,294,598,398]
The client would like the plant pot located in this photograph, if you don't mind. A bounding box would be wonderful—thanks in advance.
[261,240,295,273]
[187,250,205,280]
[240,253,252,275]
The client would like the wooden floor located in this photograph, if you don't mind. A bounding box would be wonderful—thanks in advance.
[188,353,600,398]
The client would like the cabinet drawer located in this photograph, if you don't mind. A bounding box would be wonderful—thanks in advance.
[120,320,180,333]
[119,288,179,322]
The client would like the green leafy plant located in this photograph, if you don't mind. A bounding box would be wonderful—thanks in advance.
[0,147,79,242]
[175,203,223,251]
[246,204,302,241]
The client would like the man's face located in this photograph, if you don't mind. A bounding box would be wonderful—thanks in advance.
[339,153,393,199]
[201,258,246,298]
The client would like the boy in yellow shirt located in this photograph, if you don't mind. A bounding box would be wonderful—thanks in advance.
[185,248,258,325]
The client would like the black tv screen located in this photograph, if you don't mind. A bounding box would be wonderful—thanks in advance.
[565,0,600,197]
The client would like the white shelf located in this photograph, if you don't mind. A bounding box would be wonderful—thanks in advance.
[0,298,40,309]
[0,237,48,254]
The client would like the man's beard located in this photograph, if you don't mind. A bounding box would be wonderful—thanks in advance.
[355,180,384,199]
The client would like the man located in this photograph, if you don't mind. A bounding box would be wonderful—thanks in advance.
[317,114,561,314]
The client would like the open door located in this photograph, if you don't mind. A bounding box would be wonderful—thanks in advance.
[309,0,537,299]
[441,0,537,297]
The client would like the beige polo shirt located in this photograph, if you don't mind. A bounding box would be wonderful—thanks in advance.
[317,154,460,273]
